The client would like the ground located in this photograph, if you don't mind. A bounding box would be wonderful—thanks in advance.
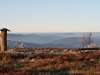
[0,48,100,75]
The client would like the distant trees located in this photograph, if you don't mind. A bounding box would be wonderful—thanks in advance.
[80,33,97,48]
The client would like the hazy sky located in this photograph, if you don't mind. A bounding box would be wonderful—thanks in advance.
[0,0,100,33]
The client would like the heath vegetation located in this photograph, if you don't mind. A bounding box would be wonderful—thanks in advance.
[0,49,100,75]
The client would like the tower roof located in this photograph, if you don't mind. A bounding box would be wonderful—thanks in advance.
[0,28,11,31]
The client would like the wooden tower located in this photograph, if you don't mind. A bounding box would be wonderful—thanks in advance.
[0,28,10,52]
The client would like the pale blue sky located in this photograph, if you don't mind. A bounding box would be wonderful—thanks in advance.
[0,0,100,33]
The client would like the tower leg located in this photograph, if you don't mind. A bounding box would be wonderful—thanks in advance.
[1,30,7,52]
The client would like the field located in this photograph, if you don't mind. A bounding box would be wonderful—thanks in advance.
[0,48,100,75]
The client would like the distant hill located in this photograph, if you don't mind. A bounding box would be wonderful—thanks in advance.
[7,34,64,44]
[6,33,100,48]
[51,37,81,47]
[7,40,73,48]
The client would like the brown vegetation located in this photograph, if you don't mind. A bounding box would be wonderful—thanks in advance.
[0,51,100,75]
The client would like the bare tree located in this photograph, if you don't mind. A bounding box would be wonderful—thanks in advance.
[80,33,97,48]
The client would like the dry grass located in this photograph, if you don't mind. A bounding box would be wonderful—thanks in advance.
[0,52,100,75]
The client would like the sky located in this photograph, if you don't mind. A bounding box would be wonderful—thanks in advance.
[0,0,100,33]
